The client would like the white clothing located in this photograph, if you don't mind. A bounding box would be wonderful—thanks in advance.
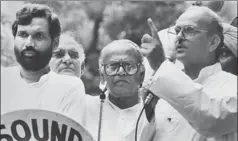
[69,94,155,141]
[1,66,86,116]
[149,61,237,141]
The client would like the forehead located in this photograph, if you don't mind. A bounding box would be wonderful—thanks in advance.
[58,37,81,52]
[102,44,140,63]
[17,17,50,33]
[176,9,210,29]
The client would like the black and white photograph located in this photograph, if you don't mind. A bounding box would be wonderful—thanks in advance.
[1,1,237,141]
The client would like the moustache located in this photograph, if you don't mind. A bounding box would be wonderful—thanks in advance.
[21,46,39,57]
[175,38,186,44]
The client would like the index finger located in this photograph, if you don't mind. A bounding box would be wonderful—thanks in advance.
[147,18,158,39]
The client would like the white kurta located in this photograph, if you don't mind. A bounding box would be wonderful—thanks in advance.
[69,94,156,141]
[1,66,86,116]
[149,60,237,141]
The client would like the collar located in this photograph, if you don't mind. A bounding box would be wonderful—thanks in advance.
[194,62,222,83]
[104,91,142,111]
[17,66,52,86]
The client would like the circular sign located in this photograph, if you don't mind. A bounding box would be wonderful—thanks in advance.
[1,109,94,141]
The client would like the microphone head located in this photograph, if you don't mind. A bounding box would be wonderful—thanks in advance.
[99,82,107,93]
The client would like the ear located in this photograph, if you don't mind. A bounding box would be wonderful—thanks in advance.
[209,34,221,52]
[52,36,59,50]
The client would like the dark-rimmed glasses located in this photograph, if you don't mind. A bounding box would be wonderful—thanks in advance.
[101,61,141,76]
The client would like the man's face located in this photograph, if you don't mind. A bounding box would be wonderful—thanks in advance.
[175,10,212,65]
[100,46,143,98]
[50,39,83,77]
[218,46,237,75]
[14,17,53,71]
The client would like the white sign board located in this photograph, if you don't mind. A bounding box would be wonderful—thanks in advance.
[0,109,94,141]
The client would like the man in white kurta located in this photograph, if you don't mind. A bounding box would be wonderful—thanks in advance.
[141,6,237,141]
[76,94,154,141]
[69,39,156,141]
[1,3,86,117]
[150,60,237,141]
[1,66,85,115]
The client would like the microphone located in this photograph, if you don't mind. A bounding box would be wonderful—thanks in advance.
[144,65,161,105]
[99,82,107,100]
[144,93,154,105]
[98,82,107,141]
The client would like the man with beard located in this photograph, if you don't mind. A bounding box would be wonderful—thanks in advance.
[140,6,237,141]
[1,4,86,116]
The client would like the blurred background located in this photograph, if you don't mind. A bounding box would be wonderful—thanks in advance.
[1,1,237,95]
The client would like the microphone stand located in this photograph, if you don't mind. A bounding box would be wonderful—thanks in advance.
[97,88,106,141]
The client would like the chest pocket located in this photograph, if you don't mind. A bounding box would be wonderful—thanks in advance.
[155,100,182,133]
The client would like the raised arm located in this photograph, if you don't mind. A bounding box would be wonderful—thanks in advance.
[149,60,237,137]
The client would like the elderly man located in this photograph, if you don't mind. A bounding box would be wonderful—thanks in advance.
[50,33,85,77]
[1,4,85,115]
[69,39,156,141]
[218,23,237,75]
[141,6,237,141]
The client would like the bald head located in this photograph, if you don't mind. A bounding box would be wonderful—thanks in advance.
[178,6,223,35]
[176,6,224,60]
[99,39,143,66]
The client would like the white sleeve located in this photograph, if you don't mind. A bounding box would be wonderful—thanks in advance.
[149,60,237,137]
[60,79,87,125]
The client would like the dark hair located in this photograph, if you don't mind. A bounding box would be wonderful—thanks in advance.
[12,3,61,39]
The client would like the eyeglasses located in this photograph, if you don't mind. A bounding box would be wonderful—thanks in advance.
[101,61,141,76]
[53,49,79,59]
[167,25,208,40]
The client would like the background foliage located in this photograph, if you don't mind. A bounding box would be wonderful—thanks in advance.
[1,1,237,95]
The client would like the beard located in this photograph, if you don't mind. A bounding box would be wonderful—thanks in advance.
[14,45,53,72]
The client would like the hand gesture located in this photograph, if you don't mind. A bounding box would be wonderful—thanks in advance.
[140,18,165,70]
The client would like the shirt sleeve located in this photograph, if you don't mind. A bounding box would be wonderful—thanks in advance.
[148,60,237,138]
[59,78,87,124]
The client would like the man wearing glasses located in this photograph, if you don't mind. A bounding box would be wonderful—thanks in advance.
[69,39,156,141]
[140,6,237,141]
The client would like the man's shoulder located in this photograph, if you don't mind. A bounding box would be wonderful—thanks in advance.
[49,71,84,87]
[46,72,86,95]
[215,71,237,93]
[1,66,19,73]
[218,70,237,82]
[1,66,20,80]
